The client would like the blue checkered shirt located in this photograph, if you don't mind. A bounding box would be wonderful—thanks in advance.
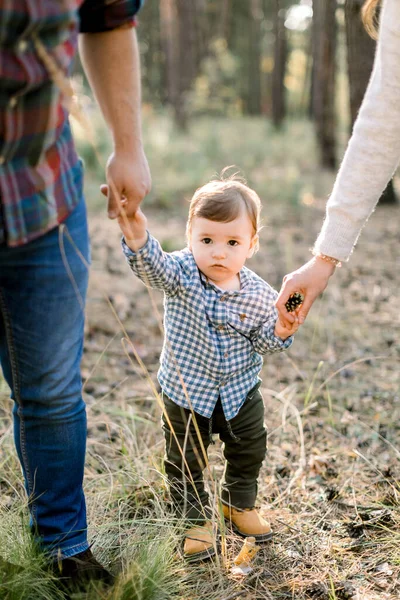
[122,233,293,420]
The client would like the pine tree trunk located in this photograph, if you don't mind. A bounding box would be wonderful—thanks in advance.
[219,0,231,43]
[160,0,203,130]
[272,0,287,127]
[247,0,263,115]
[312,0,337,169]
[159,0,179,111]
[345,0,397,203]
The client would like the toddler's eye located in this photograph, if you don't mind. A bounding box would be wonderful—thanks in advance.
[202,238,212,244]
[228,240,239,246]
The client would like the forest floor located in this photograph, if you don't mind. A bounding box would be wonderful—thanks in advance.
[0,117,399,599]
[76,194,400,600]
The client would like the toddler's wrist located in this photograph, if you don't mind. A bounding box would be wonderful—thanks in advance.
[274,323,290,340]
[124,232,148,252]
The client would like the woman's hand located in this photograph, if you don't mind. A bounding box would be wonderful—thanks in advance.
[275,257,336,328]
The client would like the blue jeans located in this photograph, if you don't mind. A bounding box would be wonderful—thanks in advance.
[0,197,90,559]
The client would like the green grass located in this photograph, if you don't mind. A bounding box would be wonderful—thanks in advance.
[0,509,63,600]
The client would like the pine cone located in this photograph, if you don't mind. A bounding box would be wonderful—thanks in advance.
[306,582,329,599]
[285,292,304,312]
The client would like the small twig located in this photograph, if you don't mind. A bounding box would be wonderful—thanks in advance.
[221,571,261,600]
[221,590,248,600]
[267,401,318,438]
[274,518,301,534]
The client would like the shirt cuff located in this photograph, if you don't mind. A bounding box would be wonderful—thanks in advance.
[121,231,152,259]
[79,0,142,34]
[263,320,294,350]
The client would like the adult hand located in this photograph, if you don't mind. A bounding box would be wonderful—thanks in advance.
[275,257,336,328]
[104,148,151,219]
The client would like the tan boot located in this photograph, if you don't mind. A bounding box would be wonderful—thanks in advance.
[183,522,216,562]
[222,504,273,542]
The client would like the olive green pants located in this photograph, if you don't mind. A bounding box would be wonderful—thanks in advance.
[162,384,267,523]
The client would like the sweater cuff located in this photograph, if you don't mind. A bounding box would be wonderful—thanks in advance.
[314,214,361,262]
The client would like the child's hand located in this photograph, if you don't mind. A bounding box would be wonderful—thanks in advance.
[274,309,301,340]
[118,207,148,251]
[101,184,148,251]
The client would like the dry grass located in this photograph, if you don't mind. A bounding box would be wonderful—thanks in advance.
[0,116,399,599]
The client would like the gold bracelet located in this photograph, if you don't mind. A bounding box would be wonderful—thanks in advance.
[311,250,342,268]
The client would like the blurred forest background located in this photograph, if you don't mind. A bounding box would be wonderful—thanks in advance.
[74,0,398,210]
[1,2,400,599]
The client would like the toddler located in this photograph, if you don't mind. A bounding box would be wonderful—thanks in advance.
[119,174,299,562]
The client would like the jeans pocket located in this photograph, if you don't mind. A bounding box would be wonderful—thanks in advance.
[161,391,181,427]
[246,381,262,403]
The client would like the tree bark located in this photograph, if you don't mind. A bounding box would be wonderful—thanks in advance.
[247,0,263,115]
[219,0,232,43]
[272,0,287,127]
[312,0,337,169]
[159,0,178,108]
[160,0,203,130]
[345,0,397,203]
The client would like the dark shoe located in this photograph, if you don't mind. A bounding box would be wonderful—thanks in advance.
[54,549,115,591]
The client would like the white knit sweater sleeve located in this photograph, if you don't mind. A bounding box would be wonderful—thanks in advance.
[314,0,400,262]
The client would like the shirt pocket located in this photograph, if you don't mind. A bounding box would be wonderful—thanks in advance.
[227,310,259,340]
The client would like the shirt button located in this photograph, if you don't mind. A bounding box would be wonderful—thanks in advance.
[220,296,227,302]
[218,325,225,331]
[17,39,28,53]
[9,96,17,109]
[224,352,229,358]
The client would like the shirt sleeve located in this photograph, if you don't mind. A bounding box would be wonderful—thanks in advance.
[79,0,144,33]
[249,304,293,355]
[314,0,400,261]
[121,233,185,296]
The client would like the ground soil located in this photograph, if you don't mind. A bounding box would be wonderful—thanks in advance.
[82,199,399,599]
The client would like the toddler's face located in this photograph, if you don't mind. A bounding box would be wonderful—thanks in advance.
[189,209,257,289]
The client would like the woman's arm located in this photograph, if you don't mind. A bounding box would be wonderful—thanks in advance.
[276,0,400,328]
[315,0,400,262]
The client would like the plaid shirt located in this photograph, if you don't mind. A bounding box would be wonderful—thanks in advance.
[122,234,293,420]
[0,0,143,247]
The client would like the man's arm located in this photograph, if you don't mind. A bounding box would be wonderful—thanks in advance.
[79,25,151,219]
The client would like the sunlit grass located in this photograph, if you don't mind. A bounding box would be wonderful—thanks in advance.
[1,112,399,599]
[0,509,63,600]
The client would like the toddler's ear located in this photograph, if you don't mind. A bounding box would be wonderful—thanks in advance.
[247,234,259,258]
